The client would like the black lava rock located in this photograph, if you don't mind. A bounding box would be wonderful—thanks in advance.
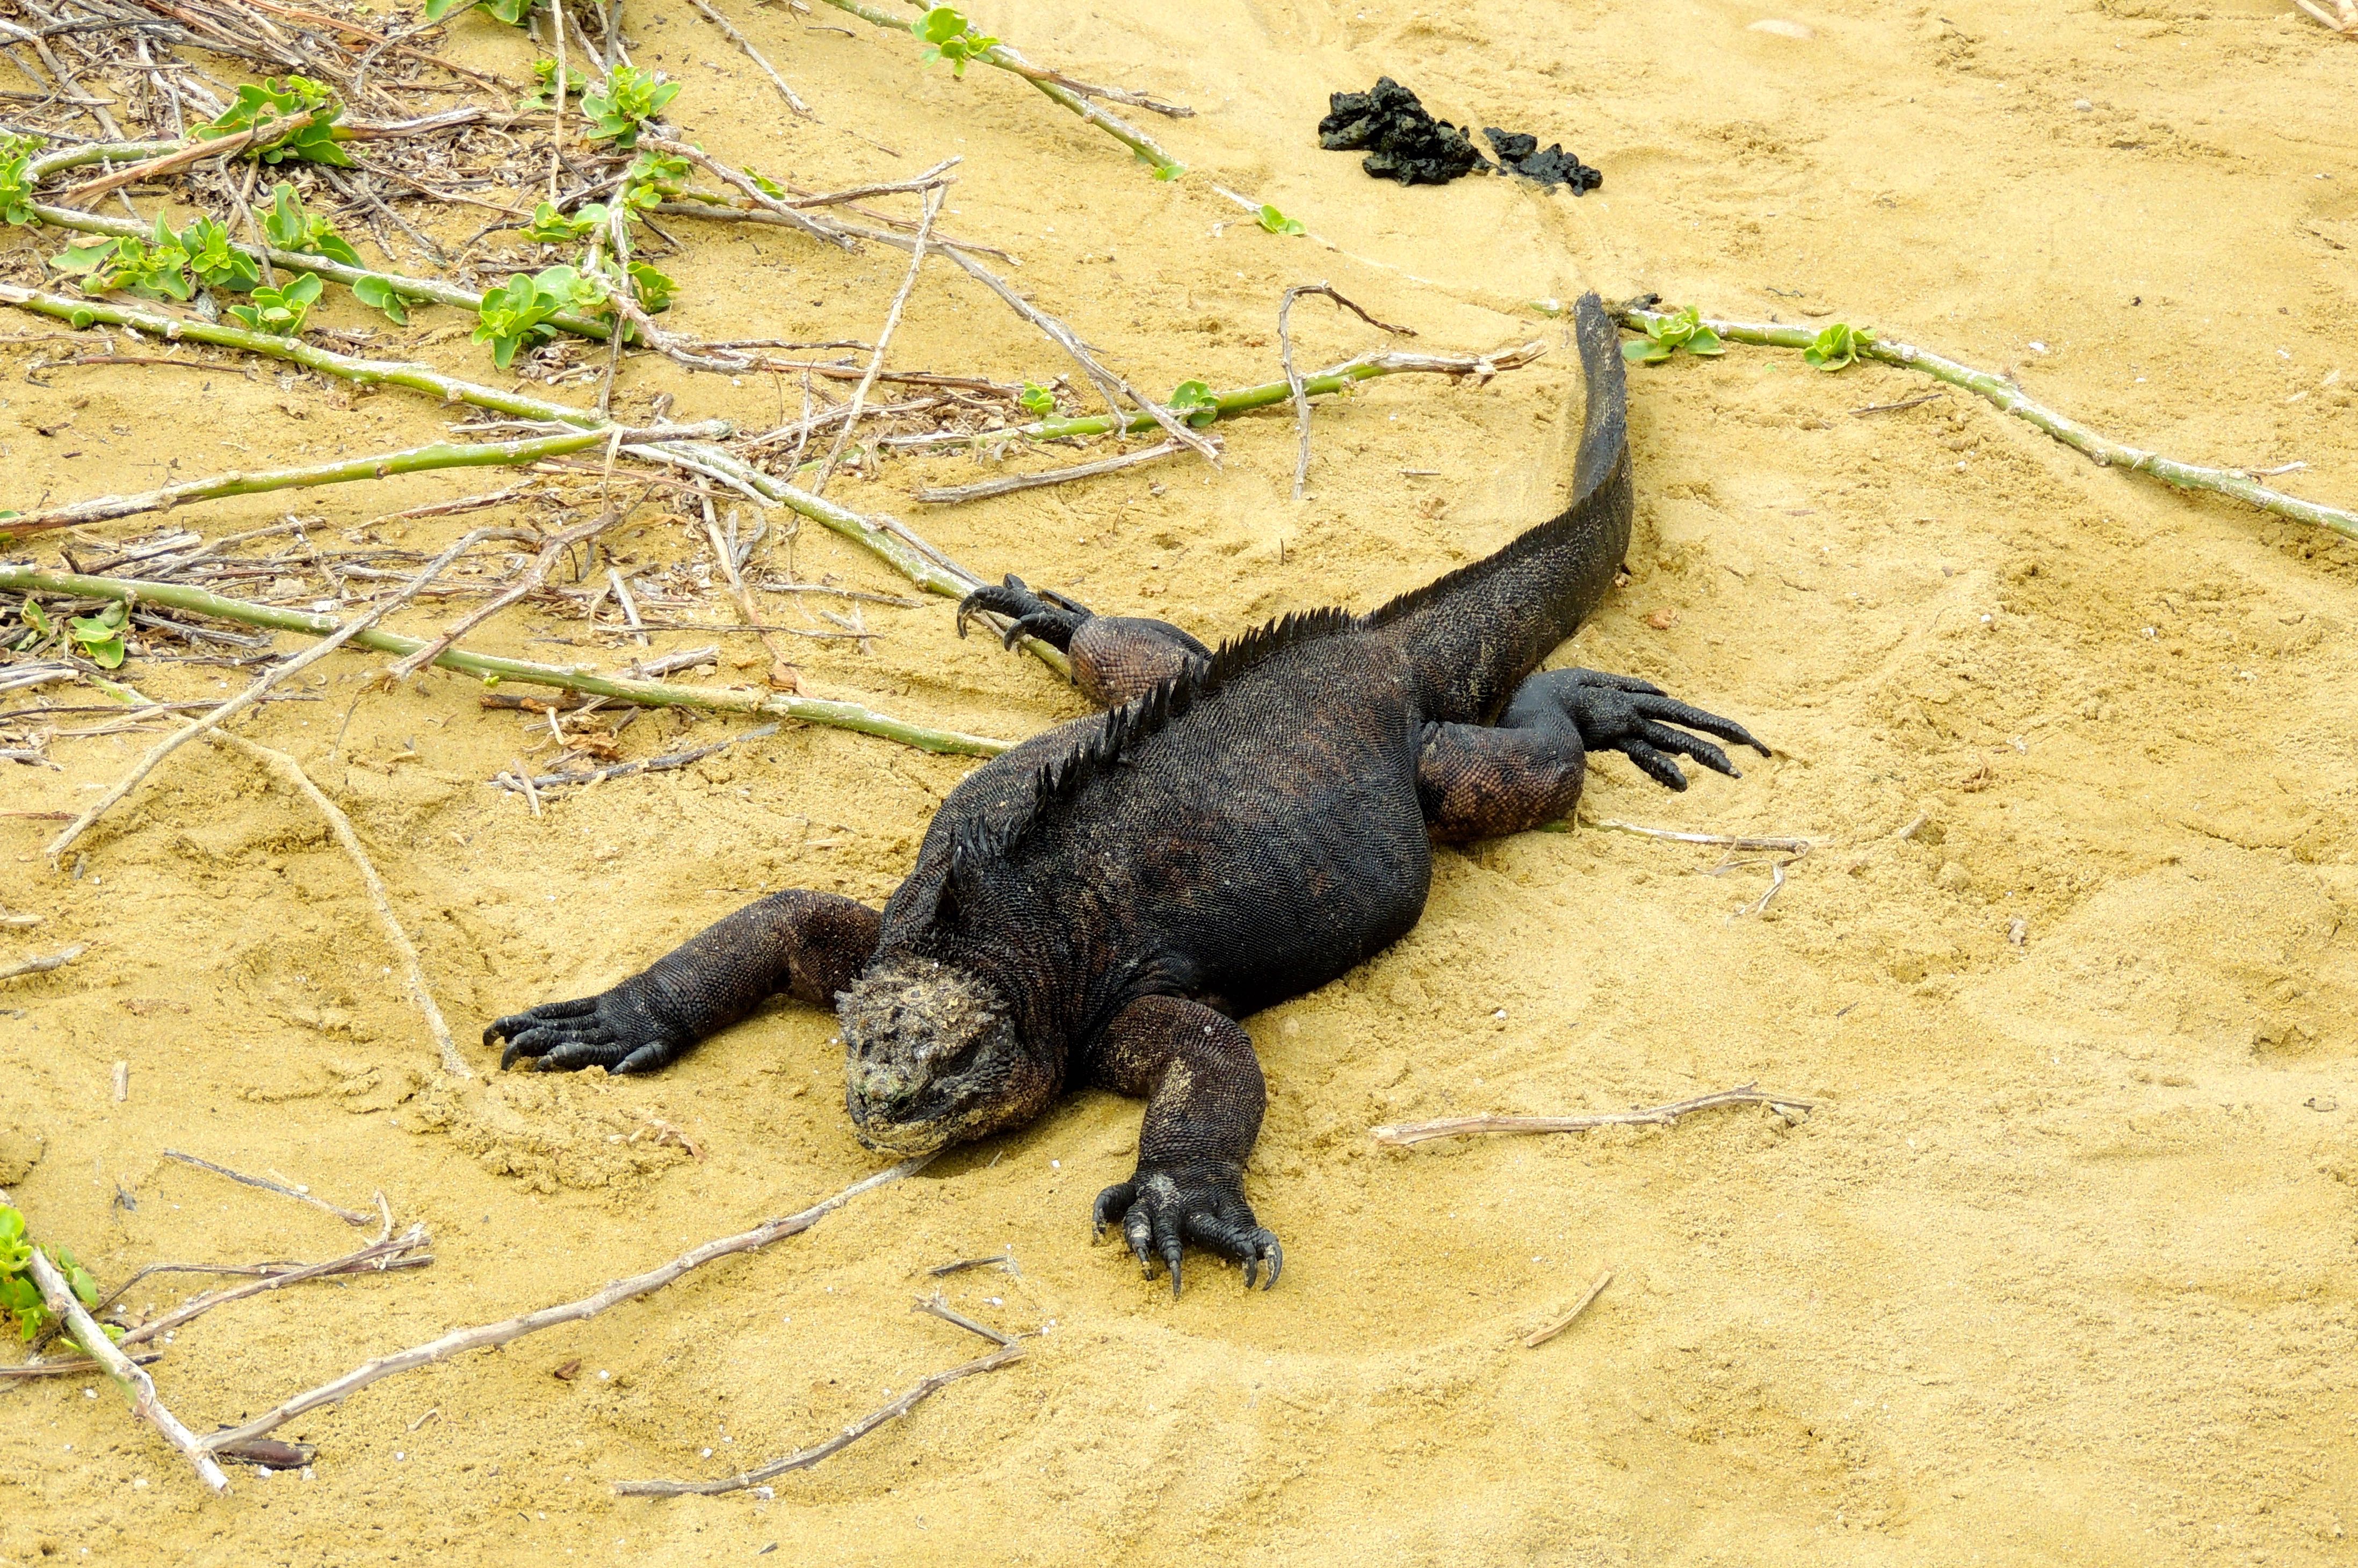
[1482,127,1603,193]
[1317,77,1491,186]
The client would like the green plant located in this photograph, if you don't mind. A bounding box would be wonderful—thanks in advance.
[226,272,324,335]
[1018,381,1055,417]
[914,6,999,76]
[0,133,41,226]
[474,265,605,368]
[180,215,260,292]
[196,77,351,166]
[522,200,607,245]
[1803,321,1876,371]
[1622,305,1725,364]
[263,182,363,266]
[351,274,409,325]
[1167,379,1218,427]
[580,64,679,148]
[621,151,689,213]
[425,0,534,22]
[50,216,192,301]
[1256,204,1306,237]
[623,259,675,314]
[68,599,128,667]
[1,1205,103,1343]
[518,57,583,113]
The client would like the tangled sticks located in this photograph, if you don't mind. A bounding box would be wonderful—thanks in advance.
[1317,77,1602,192]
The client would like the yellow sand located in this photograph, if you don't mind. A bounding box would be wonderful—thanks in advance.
[3,2,2355,1563]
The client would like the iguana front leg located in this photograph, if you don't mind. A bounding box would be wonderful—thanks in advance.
[1420,669,1767,841]
[484,890,881,1074]
[1087,995,1282,1294]
[957,574,1209,706]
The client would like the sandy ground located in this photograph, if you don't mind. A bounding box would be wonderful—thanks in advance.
[4,1,2356,1563]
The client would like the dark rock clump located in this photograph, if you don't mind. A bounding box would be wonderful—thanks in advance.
[1482,128,1603,194]
[1317,77,1603,194]
[1317,77,1488,186]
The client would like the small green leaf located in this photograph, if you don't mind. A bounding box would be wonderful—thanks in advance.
[1018,381,1055,417]
[1167,379,1219,427]
[1256,204,1307,237]
[1623,338,1672,364]
[1802,321,1875,371]
[352,274,409,324]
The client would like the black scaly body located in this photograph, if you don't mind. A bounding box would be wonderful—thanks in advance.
[486,295,1767,1294]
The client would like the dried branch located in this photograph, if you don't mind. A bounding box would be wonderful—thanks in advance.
[935,241,1218,464]
[161,1149,376,1226]
[1279,283,1415,500]
[1523,1268,1612,1349]
[685,0,813,115]
[385,504,636,683]
[25,1247,229,1494]
[491,722,779,795]
[914,435,1202,505]
[118,1226,432,1350]
[1372,1082,1814,1148]
[196,1159,931,1455]
[0,945,82,981]
[212,735,469,1078]
[611,1298,1023,1497]
[812,183,941,495]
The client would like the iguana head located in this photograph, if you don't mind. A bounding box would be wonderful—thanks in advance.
[837,957,1050,1154]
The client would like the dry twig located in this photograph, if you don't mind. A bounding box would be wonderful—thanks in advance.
[1278,283,1414,500]
[1372,1082,1813,1147]
[1523,1268,1612,1348]
[812,183,942,495]
[0,945,82,982]
[211,734,470,1078]
[612,1291,1023,1497]
[914,436,1203,505]
[158,1148,378,1225]
[194,1159,929,1455]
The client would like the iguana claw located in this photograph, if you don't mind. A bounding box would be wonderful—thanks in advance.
[1543,668,1769,791]
[1093,1161,1282,1295]
[954,574,1092,652]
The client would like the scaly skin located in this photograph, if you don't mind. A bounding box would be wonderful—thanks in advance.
[486,294,1767,1295]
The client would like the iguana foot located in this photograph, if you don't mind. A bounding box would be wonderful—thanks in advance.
[954,574,1091,651]
[1543,668,1769,791]
[484,986,692,1075]
[1093,1158,1282,1295]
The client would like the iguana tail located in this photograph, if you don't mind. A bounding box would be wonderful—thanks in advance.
[1365,291,1634,725]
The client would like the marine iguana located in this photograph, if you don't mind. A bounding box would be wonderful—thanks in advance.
[484,293,1766,1294]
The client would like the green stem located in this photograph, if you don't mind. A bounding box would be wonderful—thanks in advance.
[31,205,613,341]
[811,0,1184,177]
[6,424,726,537]
[1613,302,2357,544]
[891,342,1547,451]
[0,282,600,424]
[0,566,1011,756]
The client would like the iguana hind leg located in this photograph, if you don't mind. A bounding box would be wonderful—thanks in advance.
[957,574,1208,706]
[484,890,881,1074]
[1086,995,1281,1294]
[1420,668,1768,841]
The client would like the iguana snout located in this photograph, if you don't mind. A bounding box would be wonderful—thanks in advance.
[837,957,1051,1154]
